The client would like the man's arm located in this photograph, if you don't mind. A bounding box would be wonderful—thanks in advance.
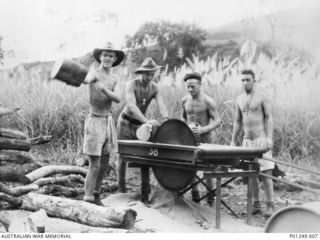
[199,97,221,134]
[262,95,273,149]
[231,97,243,146]
[155,87,169,119]
[83,68,96,84]
[125,81,148,124]
[181,97,187,122]
[96,77,121,103]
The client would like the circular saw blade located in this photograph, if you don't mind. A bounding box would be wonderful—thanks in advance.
[152,119,197,192]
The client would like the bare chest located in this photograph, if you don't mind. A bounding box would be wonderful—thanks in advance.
[184,99,208,116]
[239,94,263,115]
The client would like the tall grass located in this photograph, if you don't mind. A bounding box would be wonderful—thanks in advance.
[0,48,319,169]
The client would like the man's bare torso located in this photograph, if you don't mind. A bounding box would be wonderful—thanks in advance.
[123,79,158,116]
[89,69,117,116]
[183,94,211,127]
[237,91,266,139]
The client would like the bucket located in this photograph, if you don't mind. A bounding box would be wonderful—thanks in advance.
[51,59,88,87]
[265,201,320,233]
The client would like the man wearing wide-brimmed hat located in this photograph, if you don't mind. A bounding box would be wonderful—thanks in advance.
[82,42,124,205]
[116,57,169,201]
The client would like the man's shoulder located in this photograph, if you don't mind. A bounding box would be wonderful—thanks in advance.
[127,78,139,87]
[181,94,190,103]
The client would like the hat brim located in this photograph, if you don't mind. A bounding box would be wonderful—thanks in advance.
[135,66,162,74]
[93,48,125,67]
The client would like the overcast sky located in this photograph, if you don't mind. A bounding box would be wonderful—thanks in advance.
[0,0,318,67]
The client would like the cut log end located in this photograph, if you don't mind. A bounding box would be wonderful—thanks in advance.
[122,209,137,229]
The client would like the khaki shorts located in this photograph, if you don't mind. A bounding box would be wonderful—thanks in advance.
[200,131,215,144]
[83,113,116,156]
[116,116,140,140]
[242,137,275,171]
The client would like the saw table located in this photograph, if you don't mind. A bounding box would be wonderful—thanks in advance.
[117,119,267,228]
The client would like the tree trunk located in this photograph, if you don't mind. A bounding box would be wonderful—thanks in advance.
[0,150,35,165]
[0,137,31,151]
[0,163,42,183]
[21,193,137,229]
[0,128,27,140]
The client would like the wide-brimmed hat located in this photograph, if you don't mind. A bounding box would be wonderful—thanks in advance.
[93,42,125,67]
[135,57,162,74]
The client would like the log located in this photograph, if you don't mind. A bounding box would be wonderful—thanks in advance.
[0,181,40,196]
[33,174,85,186]
[0,175,84,197]
[21,193,137,229]
[0,150,35,165]
[28,135,52,145]
[0,192,22,207]
[0,106,19,118]
[0,128,27,140]
[26,165,87,183]
[39,185,81,198]
[0,137,31,151]
[0,163,42,183]
[8,209,47,233]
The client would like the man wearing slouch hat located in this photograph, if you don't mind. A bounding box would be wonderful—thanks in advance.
[82,42,124,206]
[117,57,169,201]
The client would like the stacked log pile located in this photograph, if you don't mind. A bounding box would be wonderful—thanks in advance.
[0,107,137,231]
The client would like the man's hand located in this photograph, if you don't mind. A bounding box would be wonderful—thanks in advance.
[266,138,273,150]
[95,81,105,92]
[230,141,237,146]
[191,125,204,135]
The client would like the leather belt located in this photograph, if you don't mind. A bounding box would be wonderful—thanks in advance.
[121,112,143,125]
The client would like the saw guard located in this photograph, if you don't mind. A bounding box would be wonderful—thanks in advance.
[151,119,197,192]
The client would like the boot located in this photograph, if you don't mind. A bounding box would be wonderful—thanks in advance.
[252,201,262,215]
[263,201,275,218]
[93,192,104,206]
[206,191,215,207]
[191,190,200,203]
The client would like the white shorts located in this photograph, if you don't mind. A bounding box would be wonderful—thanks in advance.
[242,137,275,171]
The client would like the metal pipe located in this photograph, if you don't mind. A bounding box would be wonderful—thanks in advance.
[262,155,320,176]
[259,172,320,195]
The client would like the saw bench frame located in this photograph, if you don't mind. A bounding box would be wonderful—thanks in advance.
[118,140,264,229]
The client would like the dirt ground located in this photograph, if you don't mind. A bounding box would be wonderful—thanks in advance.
[1,167,319,233]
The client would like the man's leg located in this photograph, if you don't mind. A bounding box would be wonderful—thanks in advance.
[84,155,100,202]
[262,169,274,217]
[117,155,127,193]
[206,178,216,206]
[252,175,262,214]
[93,154,110,205]
[116,117,129,193]
[191,174,201,202]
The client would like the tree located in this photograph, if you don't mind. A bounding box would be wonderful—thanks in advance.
[125,21,206,70]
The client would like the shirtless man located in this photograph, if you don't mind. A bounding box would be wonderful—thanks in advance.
[231,69,275,217]
[117,57,169,201]
[82,42,124,205]
[182,72,221,206]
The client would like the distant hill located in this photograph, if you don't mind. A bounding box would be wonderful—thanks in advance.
[2,4,319,79]
[202,5,320,62]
